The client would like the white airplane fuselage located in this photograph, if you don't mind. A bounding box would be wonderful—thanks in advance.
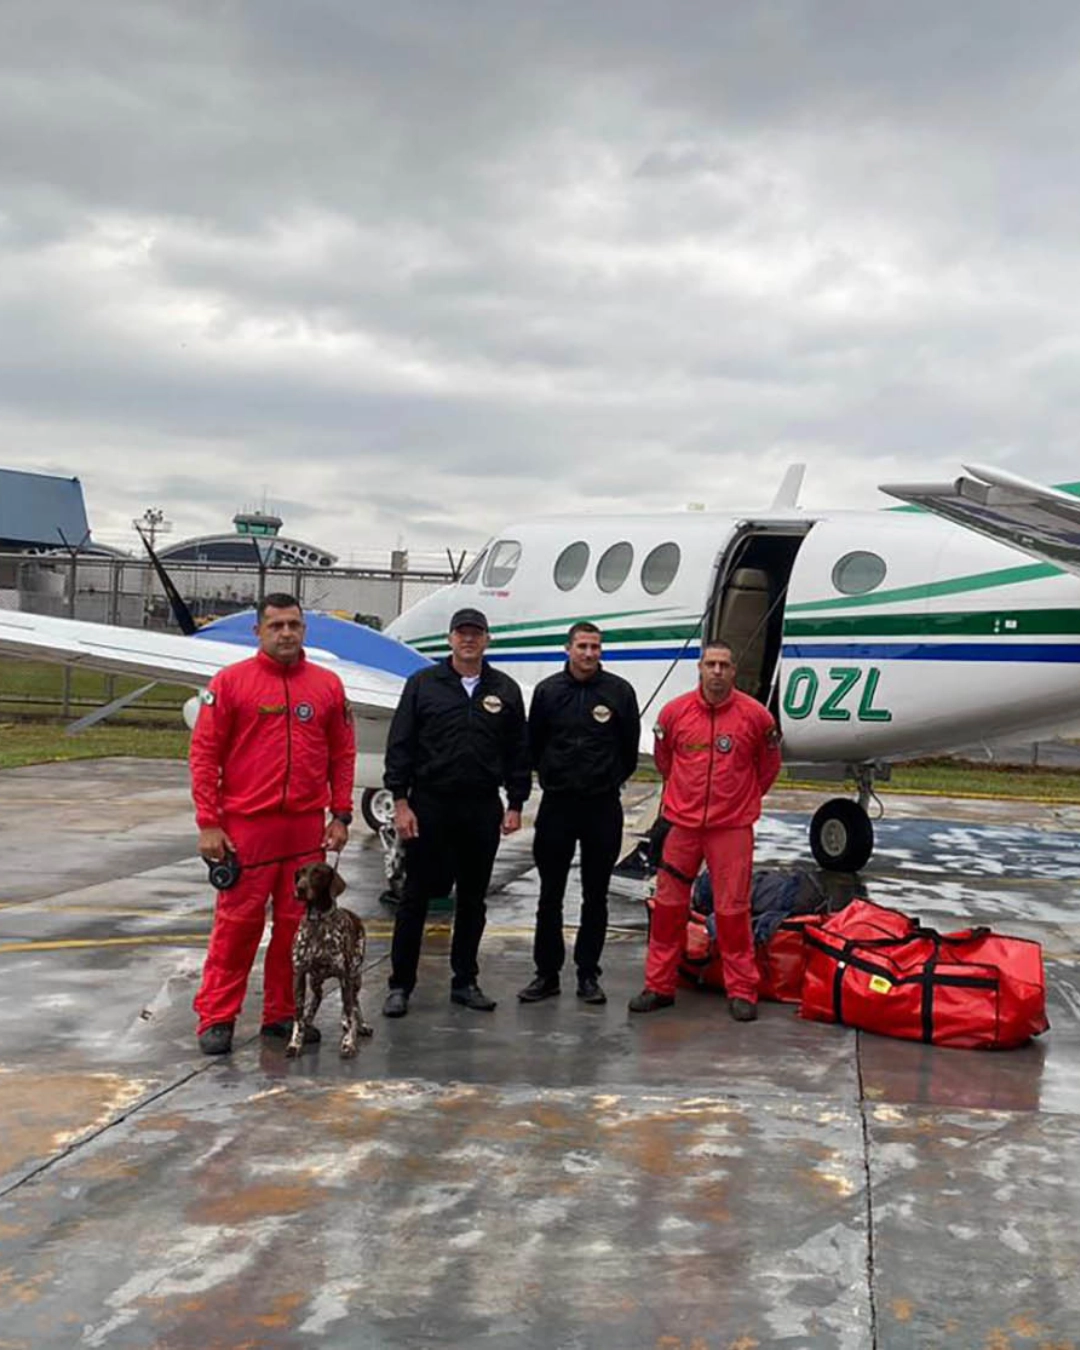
[387,506,1080,766]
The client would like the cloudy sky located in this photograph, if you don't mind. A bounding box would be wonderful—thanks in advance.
[3,1,1080,561]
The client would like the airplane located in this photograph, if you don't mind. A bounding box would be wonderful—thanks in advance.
[3,463,1080,879]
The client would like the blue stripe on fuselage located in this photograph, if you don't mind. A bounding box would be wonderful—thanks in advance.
[780,642,1080,663]
[475,643,1080,665]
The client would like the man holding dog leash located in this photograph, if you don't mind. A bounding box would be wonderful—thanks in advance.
[190,593,356,1055]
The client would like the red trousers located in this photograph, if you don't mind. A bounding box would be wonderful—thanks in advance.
[645,824,757,1000]
[193,811,324,1033]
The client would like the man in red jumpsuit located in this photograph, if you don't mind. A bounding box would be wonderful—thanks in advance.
[630,640,782,1021]
[190,593,356,1055]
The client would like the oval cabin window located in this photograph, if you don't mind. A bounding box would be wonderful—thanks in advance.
[596,541,634,593]
[554,541,590,592]
[483,540,522,588]
[641,542,681,596]
[832,550,887,596]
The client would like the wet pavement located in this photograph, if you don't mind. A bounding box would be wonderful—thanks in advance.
[0,762,1078,1348]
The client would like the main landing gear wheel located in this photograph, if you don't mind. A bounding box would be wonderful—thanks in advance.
[360,787,395,834]
[809,797,874,873]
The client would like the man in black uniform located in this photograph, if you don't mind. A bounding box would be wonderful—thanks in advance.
[518,621,640,1006]
[383,607,531,1017]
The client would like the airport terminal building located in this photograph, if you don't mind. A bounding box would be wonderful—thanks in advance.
[0,468,451,628]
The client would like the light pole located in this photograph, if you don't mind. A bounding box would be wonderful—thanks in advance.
[133,508,172,627]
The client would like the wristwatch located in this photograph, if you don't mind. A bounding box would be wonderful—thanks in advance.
[331,811,353,826]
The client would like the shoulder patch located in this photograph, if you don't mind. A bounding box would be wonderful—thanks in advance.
[653,723,665,740]
[199,689,216,706]
[766,727,782,748]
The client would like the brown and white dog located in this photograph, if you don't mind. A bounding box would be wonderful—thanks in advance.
[288,861,372,1058]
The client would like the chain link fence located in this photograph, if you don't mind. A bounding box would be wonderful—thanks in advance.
[0,550,453,632]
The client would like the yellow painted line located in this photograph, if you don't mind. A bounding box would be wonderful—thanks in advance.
[0,923,623,956]
[0,934,212,954]
[0,905,215,918]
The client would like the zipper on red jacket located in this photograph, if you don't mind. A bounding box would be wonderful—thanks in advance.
[279,671,293,811]
[701,703,716,829]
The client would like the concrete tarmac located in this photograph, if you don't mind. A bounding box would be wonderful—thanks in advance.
[1,762,1079,1349]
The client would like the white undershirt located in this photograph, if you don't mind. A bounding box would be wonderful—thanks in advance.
[461,674,481,698]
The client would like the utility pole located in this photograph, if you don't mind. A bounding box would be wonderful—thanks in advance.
[56,527,91,718]
[134,507,172,551]
[133,509,172,626]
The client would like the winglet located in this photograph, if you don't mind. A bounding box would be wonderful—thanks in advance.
[771,463,805,510]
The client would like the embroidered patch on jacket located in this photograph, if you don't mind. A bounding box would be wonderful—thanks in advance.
[715,735,733,753]
[482,694,503,714]
[766,728,782,747]
[258,703,287,715]
[653,723,665,740]
[199,689,215,706]
[295,702,315,722]
[592,704,612,723]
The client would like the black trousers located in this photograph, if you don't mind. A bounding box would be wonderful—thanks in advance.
[390,790,503,994]
[532,790,623,981]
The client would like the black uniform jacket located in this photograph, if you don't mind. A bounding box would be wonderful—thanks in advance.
[384,658,532,809]
[528,664,641,796]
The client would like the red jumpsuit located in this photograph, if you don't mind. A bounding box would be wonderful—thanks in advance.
[190,649,356,1032]
[645,686,782,1001]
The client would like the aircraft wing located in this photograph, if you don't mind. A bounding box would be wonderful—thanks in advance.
[879,463,1080,577]
[0,611,409,714]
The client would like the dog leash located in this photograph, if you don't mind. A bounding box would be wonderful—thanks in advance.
[204,842,347,892]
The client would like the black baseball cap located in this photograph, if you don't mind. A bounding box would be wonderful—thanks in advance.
[449,607,489,632]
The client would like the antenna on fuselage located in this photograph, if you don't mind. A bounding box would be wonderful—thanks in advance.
[770,463,805,510]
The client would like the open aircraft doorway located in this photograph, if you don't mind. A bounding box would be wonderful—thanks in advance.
[707,521,812,711]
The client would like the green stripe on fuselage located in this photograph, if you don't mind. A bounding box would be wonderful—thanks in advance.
[439,621,703,652]
[406,604,683,649]
[786,562,1061,613]
[783,608,1080,638]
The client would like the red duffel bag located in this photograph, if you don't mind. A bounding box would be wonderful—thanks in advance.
[799,899,1049,1049]
[667,906,823,1003]
[757,914,827,1003]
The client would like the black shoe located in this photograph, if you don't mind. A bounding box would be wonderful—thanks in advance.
[628,989,675,1014]
[729,997,758,1023]
[577,976,607,1005]
[451,983,497,1011]
[383,989,409,1018]
[261,1019,321,1044]
[518,974,561,1003]
[198,1022,234,1055]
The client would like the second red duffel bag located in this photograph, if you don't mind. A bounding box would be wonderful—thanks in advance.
[799,899,1049,1049]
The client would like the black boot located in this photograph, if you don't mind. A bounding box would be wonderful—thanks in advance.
[451,983,497,1011]
[518,974,561,1002]
[628,990,675,1014]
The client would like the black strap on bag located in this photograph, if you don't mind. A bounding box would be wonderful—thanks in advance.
[648,816,698,885]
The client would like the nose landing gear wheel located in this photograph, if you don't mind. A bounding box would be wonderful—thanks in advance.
[809,797,874,872]
[360,787,396,834]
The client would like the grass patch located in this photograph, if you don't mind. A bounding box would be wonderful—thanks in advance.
[0,722,190,770]
[781,758,1080,802]
[638,757,1080,802]
[0,657,193,724]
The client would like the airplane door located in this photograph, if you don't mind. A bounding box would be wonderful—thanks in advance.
[707,523,814,707]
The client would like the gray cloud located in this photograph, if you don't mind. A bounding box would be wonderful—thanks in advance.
[3,0,1080,559]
